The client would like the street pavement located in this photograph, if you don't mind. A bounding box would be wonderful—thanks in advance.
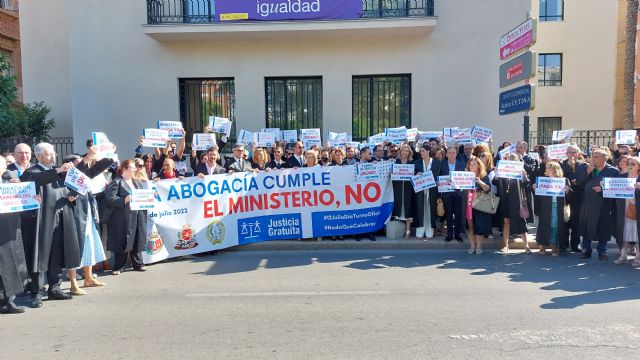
[1,249,639,360]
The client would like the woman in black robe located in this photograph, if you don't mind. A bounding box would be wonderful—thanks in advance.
[414,145,440,239]
[493,153,531,253]
[534,161,571,256]
[104,159,147,275]
[0,156,29,314]
[465,158,492,254]
[392,145,415,238]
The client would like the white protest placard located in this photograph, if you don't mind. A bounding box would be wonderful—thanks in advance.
[345,141,361,149]
[328,132,348,142]
[442,127,459,142]
[411,171,437,193]
[535,177,566,197]
[385,126,408,144]
[552,129,574,142]
[499,143,517,158]
[256,132,276,148]
[471,126,494,142]
[0,182,40,213]
[191,133,218,151]
[130,189,156,210]
[391,164,415,181]
[603,177,636,199]
[327,140,346,149]
[282,130,298,144]
[495,160,524,180]
[64,167,92,196]
[418,131,442,144]
[175,161,188,176]
[238,130,257,146]
[142,129,169,148]
[301,128,321,149]
[91,132,117,160]
[355,162,381,181]
[209,116,232,137]
[407,128,419,142]
[368,133,386,145]
[527,152,540,162]
[547,143,570,160]
[437,176,453,193]
[157,121,184,139]
[450,171,476,190]
[89,173,110,194]
[616,130,636,145]
[261,128,282,141]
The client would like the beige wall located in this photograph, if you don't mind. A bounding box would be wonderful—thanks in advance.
[529,0,618,131]
[22,0,539,153]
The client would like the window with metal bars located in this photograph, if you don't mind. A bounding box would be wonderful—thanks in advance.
[265,77,323,131]
[352,74,411,142]
[179,78,236,149]
[537,117,562,145]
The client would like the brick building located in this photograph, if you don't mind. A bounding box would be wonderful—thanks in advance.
[0,0,20,101]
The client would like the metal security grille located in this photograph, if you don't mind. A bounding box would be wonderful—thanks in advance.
[529,129,615,154]
[361,0,435,18]
[265,77,323,130]
[535,117,562,145]
[352,74,411,142]
[179,78,236,148]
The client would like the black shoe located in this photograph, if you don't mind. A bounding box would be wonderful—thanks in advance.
[0,302,25,314]
[48,290,72,301]
[599,254,608,261]
[368,235,376,241]
[571,247,581,253]
[455,236,463,242]
[355,236,361,241]
[30,294,43,308]
[445,236,452,242]
[579,252,592,259]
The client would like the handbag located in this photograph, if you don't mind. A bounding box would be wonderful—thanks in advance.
[472,192,500,214]
[626,201,636,220]
[436,198,445,217]
[563,198,571,223]
[517,181,530,219]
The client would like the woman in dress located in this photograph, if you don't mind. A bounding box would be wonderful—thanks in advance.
[64,149,114,295]
[251,148,270,172]
[104,160,148,274]
[414,145,439,239]
[465,157,492,254]
[493,153,531,253]
[615,156,640,265]
[534,161,571,256]
[392,145,415,238]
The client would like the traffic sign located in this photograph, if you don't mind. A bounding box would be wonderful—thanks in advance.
[499,84,535,115]
[499,51,537,88]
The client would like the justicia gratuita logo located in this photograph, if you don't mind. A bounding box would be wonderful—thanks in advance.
[256,0,321,18]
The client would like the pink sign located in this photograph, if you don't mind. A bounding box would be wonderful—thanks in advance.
[500,19,536,60]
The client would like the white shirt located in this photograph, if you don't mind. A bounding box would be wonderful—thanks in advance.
[205,162,218,175]
[38,162,52,171]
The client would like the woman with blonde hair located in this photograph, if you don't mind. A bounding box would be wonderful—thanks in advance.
[464,157,492,254]
[330,147,347,166]
[615,156,640,265]
[251,148,271,171]
[303,150,319,168]
[534,161,571,256]
[392,145,415,238]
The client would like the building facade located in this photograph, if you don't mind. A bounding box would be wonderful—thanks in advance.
[0,0,21,101]
[19,0,618,152]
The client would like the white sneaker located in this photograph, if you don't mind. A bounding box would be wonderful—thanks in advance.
[425,228,434,238]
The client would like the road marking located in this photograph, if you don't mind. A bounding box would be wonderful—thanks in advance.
[185,290,394,298]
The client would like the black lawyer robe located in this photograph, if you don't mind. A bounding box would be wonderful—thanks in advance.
[392,159,415,219]
[414,158,441,229]
[20,164,81,273]
[104,177,147,253]
[0,170,28,299]
[576,164,620,243]
[535,178,572,247]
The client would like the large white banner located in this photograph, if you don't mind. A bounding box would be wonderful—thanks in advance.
[142,166,394,263]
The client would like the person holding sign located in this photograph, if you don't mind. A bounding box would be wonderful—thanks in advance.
[104,160,148,274]
[576,149,620,261]
[613,157,640,265]
[392,145,416,238]
[0,155,30,314]
[534,162,571,256]
[440,147,466,242]
[414,145,441,239]
[560,144,587,252]
[493,153,531,254]
[20,143,79,308]
[464,158,492,255]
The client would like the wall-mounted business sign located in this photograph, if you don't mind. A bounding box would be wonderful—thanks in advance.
[215,0,363,21]
[500,18,537,60]
[499,51,537,88]
[499,84,535,115]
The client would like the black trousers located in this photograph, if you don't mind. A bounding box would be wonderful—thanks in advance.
[444,196,463,237]
[31,221,66,294]
[113,251,143,272]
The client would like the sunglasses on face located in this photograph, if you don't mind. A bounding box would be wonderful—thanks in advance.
[136,164,144,168]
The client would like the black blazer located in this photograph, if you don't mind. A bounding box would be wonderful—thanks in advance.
[439,159,467,198]
[287,155,304,168]
[194,163,226,176]
[267,160,290,170]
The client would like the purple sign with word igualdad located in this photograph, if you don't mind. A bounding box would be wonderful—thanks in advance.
[215,0,363,21]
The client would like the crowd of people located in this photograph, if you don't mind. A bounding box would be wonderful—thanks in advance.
[1,127,640,315]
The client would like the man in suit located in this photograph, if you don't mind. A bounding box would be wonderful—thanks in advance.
[7,143,32,176]
[267,146,290,169]
[287,141,305,168]
[194,146,226,176]
[225,144,253,173]
[440,146,467,242]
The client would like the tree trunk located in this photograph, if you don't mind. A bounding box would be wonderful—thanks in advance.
[624,0,639,129]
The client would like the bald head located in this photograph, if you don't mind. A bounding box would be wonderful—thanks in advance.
[13,143,32,167]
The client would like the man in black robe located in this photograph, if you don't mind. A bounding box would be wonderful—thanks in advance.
[0,156,29,314]
[20,143,78,308]
[516,140,538,223]
[560,144,588,252]
[576,149,620,261]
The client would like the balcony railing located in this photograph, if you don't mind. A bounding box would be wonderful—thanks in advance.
[146,0,435,24]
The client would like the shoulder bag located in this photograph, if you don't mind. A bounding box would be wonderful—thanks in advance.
[472,192,500,214]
